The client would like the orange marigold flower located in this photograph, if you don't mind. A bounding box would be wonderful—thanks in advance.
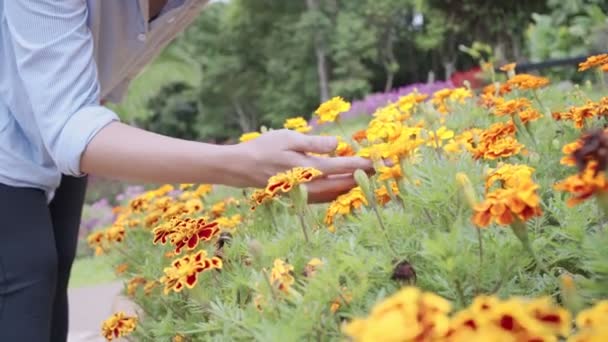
[315,96,351,124]
[474,136,525,160]
[517,108,543,124]
[482,82,512,97]
[375,182,400,206]
[506,73,550,90]
[265,167,323,196]
[330,287,353,313]
[579,54,608,71]
[336,138,356,157]
[472,178,542,227]
[554,161,608,207]
[115,263,129,275]
[500,62,517,72]
[352,129,368,143]
[561,140,584,166]
[160,250,222,294]
[101,312,137,341]
[493,98,532,116]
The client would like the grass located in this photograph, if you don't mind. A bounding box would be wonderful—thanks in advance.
[69,254,117,288]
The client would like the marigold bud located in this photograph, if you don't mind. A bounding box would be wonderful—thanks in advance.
[455,172,478,208]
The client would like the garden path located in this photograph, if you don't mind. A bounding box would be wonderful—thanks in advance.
[67,281,136,342]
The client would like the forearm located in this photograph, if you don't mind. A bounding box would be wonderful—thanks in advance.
[80,122,243,186]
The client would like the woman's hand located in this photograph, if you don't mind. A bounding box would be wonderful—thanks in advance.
[82,123,370,203]
[227,129,372,202]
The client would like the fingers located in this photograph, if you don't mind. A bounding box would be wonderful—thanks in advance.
[306,174,357,203]
[286,131,338,154]
[309,155,373,176]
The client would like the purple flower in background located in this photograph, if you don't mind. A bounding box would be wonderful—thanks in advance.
[310,80,454,126]
[115,185,145,203]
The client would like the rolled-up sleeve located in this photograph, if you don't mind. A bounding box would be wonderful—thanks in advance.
[4,0,119,176]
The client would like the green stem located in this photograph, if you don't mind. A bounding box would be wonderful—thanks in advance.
[371,205,398,256]
[297,212,310,243]
[511,220,548,274]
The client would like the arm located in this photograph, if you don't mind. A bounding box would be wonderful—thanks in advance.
[6,1,370,201]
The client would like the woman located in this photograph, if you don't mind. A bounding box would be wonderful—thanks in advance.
[0,1,371,341]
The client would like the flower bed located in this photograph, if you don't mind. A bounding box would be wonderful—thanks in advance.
[94,56,608,341]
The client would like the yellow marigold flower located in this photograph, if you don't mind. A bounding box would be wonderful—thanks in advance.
[472,178,542,227]
[575,301,608,330]
[129,196,149,213]
[270,259,295,294]
[179,183,194,190]
[506,73,550,90]
[216,214,242,229]
[397,90,428,113]
[87,231,106,256]
[160,250,222,294]
[304,257,323,277]
[427,126,455,148]
[324,187,368,230]
[525,297,572,337]
[239,131,261,142]
[485,163,535,191]
[211,201,226,218]
[493,98,532,116]
[284,116,312,133]
[143,280,157,295]
[265,167,323,196]
[579,54,608,71]
[185,198,204,214]
[105,225,126,243]
[101,312,137,341]
[343,287,451,342]
[115,263,129,275]
[193,184,213,197]
[173,335,185,342]
[358,143,391,160]
[126,276,146,297]
[366,117,403,143]
[432,88,470,114]
[378,164,402,181]
[500,62,517,72]
[315,96,351,124]
[250,189,273,210]
[554,161,608,207]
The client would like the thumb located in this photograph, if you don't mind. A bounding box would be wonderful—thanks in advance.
[289,133,338,154]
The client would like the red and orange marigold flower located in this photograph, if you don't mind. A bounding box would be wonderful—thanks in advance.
[160,250,222,294]
[101,312,137,341]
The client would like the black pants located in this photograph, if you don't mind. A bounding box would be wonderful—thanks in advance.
[0,176,87,342]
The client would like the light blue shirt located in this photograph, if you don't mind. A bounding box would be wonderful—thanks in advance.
[0,0,207,200]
